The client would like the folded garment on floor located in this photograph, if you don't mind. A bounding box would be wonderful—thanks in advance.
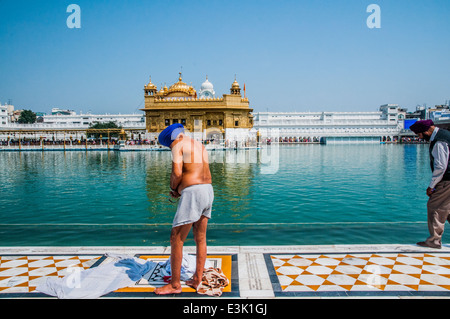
[36,253,158,299]
[162,253,213,281]
[35,253,207,299]
[196,267,229,297]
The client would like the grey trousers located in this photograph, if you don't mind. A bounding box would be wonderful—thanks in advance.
[425,180,450,246]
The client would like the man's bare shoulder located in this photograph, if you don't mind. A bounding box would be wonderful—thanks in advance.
[180,136,204,149]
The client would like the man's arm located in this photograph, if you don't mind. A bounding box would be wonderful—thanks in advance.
[428,141,450,196]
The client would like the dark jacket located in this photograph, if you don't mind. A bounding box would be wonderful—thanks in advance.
[430,128,450,181]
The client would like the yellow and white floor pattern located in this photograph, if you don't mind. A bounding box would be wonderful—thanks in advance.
[267,252,450,296]
[0,255,101,294]
[2,249,450,298]
[0,254,235,297]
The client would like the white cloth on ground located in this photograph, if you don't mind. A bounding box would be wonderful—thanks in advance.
[36,253,156,299]
[35,253,209,299]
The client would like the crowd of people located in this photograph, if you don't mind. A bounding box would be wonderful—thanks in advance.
[0,135,431,147]
[400,136,430,144]
[0,138,155,147]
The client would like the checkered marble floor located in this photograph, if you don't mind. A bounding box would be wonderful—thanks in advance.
[0,255,100,294]
[3,247,450,298]
[267,252,450,296]
[0,253,235,297]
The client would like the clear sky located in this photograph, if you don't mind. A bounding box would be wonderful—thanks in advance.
[1,0,449,114]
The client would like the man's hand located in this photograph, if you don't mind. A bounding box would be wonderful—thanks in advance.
[427,187,435,197]
[170,190,180,198]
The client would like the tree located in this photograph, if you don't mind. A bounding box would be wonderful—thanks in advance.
[88,121,122,138]
[18,110,37,124]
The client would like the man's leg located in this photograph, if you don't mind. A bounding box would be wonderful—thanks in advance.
[186,215,208,289]
[155,223,192,295]
[425,206,447,247]
[421,182,450,248]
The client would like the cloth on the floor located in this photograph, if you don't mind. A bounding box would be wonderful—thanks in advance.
[162,253,213,281]
[35,253,209,299]
[115,257,157,281]
[36,254,157,299]
[196,267,229,297]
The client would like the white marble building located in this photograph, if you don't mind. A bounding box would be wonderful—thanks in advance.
[253,104,403,144]
[0,110,146,141]
[0,104,8,126]
[42,111,145,129]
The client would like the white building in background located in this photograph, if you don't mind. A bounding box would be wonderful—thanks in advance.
[253,104,403,144]
[0,109,146,141]
[429,104,450,123]
[0,103,16,127]
[380,104,402,122]
[0,104,8,126]
[432,110,450,122]
[41,110,145,129]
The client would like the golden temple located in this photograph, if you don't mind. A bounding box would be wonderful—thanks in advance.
[141,73,253,140]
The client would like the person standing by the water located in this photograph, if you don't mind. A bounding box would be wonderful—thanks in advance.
[155,123,214,294]
[410,120,450,249]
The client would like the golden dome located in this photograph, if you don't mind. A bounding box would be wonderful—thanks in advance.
[230,76,241,95]
[167,73,196,96]
[145,76,157,89]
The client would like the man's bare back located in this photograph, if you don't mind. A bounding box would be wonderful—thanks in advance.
[170,133,212,194]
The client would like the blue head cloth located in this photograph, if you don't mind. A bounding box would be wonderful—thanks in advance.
[158,123,185,147]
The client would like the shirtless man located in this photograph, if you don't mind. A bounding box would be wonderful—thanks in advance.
[155,123,213,295]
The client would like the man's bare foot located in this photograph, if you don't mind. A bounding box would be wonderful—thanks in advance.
[154,283,182,295]
[186,277,201,290]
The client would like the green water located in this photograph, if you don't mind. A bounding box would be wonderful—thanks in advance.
[0,144,445,246]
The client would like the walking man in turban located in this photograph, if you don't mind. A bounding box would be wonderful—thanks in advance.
[410,120,450,249]
[155,123,214,294]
